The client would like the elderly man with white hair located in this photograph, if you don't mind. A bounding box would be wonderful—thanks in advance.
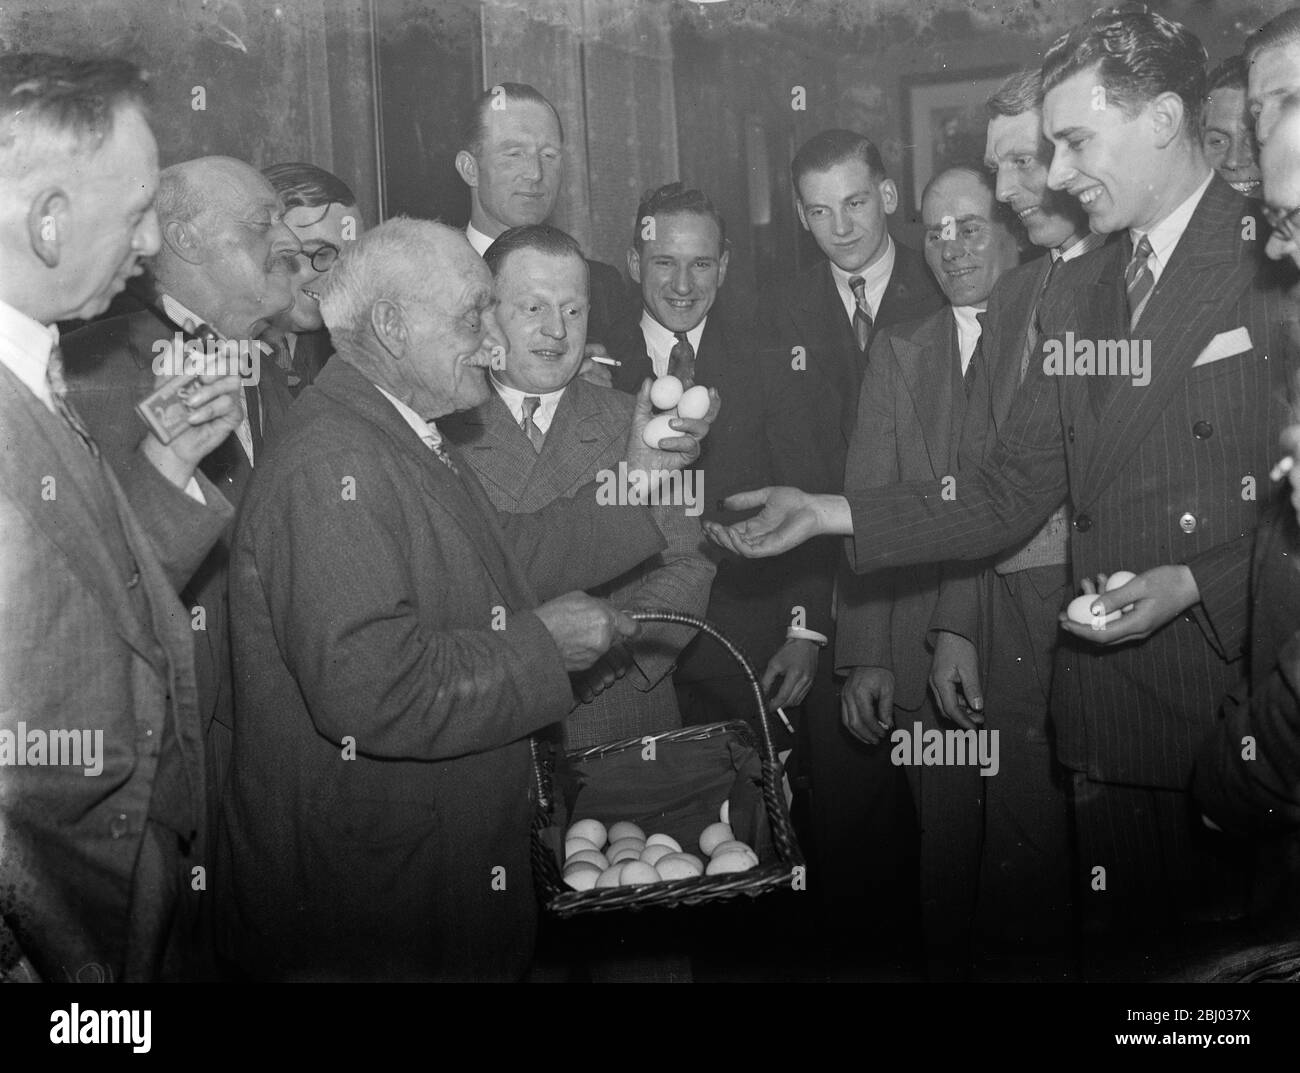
[216,216,717,981]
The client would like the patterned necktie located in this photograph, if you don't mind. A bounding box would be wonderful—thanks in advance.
[46,345,99,457]
[420,426,459,475]
[667,332,695,387]
[1125,234,1155,329]
[520,395,545,453]
[849,275,874,352]
[1020,254,1061,383]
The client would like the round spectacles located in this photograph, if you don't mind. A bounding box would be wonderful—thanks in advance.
[300,243,340,272]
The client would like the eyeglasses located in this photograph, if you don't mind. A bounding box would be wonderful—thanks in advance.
[299,243,340,272]
[1263,203,1300,243]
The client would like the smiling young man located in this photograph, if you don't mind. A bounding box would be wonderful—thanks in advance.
[707,7,1299,976]
[1201,56,1263,199]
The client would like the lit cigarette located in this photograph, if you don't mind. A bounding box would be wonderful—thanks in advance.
[1270,455,1295,482]
[588,355,622,367]
[775,706,794,733]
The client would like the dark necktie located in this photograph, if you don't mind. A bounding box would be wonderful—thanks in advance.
[46,345,99,458]
[520,395,545,453]
[963,340,980,396]
[245,382,263,459]
[1125,234,1155,330]
[1020,254,1062,384]
[849,275,874,352]
[668,332,695,387]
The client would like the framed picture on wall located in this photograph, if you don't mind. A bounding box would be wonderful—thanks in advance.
[901,67,1017,221]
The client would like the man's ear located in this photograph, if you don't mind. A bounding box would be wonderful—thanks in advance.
[1150,91,1187,150]
[371,298,407,358]
[795,198,810,232]
[626,247,642,285]
[27,189,68,268]
[454,150,479,189]
[161,218,204,266]
[716,245,731,288]
[880,178,899,216]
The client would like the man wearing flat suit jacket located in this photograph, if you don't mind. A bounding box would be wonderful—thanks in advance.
[63,157,301,855]
[609,183,824,733]
[755,131,945,957]
[836,166,1020,977]
[217,219,716,981]
[442,225,714,751]
[708,9,1299,970]
[0,55,244,982]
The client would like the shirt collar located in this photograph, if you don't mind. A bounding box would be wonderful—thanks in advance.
[829,235,896,307]
[374,382,443,448]
[490,373,566,423]
[1129,168,1213,271]
[1053,230,1106,263]
[466,222,497,257]
[639,310,706,364]
[160,293,222,339]
[0,295,58,408]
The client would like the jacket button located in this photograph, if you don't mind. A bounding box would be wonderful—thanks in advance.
[1192,421,1213,439]
[1179,512,1198,533]
[126,569,140,588]
[1067,425,1076,443]
[1073,512,1092,532]
[109,813,129,839]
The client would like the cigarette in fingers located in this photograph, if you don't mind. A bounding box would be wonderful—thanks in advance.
[588,355,622,367]
[775,706,794,733]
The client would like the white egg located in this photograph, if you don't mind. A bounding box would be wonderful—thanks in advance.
[564,836,601,859]
[655,853,705,880]
[710,840,757,863]
[649,374,684,410]
[645,833,681,853]
[607,821,645,844]
[606,836,645,857]
[698,821,734,857]
[562,862,601,891]
[706,851,757,875]
[595,863,627,889]
[618,860,661,886]
[641,413,679,449]
[640,844,674,867]
[676,384,710,420]
[609,846,642,865]
[566,818,607,848]
[565,849,609,871]
[719,799,730,825]
[1104,570,1137,592]
[1066,594,1120,628]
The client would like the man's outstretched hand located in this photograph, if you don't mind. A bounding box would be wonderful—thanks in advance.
[704,486,833,558]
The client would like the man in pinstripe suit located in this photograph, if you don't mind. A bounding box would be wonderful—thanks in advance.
[708,8,1298,971]
[442,224,715,751]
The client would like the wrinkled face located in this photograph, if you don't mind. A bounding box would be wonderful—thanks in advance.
[470,99,564,231]
[1202,86,1262,197]
[55,105,162,321]
[795,157,897,273]
[1261,128,1300,268]
[494,247,588,394]
[278,201,359,332]
[1044,65,1167,234]
[629,212,729,334]
[922,172,1020,308]
[195,166,299,338]
[401,247,502,416]
[1248,42,1300,146]
[984,110,1083,249]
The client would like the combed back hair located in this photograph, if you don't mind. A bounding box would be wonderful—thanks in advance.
[632,182,727,255]
[1206,54,1247,96]
[790,129,887,195]
[987,68,1043,118]
[921,163,1023,238]
[1244,8,1300,67]
[319,216,457,352]
[483,224,587,277]
[263,162,357,212]
[1042,6,1209,137]
[153,165,207,227]
[0,53,149,174]
[459,82,564,156]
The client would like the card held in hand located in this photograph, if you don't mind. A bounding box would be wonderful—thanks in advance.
[136,373,203,444]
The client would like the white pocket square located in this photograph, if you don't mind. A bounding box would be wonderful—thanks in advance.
[1193,327,1253,367]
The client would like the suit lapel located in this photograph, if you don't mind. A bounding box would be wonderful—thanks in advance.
[455,394,540,507]
[0,366,162,665]
[528,381,618,509]
[895,310,959,478]
[1076,179,1256,505]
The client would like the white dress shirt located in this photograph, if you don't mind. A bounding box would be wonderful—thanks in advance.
[466,222,497,257]
[640,311,706,379]
[952,304,983,374]
[491,374,565,436]
[1128,168,1213,288]
[829,235,896,327]
[0,296,58,412]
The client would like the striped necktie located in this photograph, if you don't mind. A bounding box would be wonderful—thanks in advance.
[849,275,873,352]
[1125,234,1155,329]
[1020,254,1062,383]
[520,395,545,453]
[668,332,695,387]
[420,427,459,474]
[46,345,99,457]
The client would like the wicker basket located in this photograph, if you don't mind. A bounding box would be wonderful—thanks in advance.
[531,610,805,917]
